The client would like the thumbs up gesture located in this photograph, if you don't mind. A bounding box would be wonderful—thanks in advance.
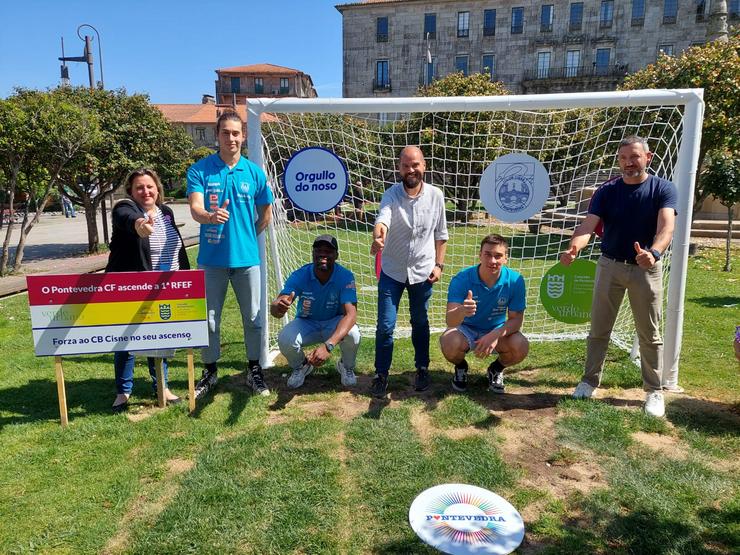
[135,214,155,238]
[272,291,296,318]
[210,198,230,224]
[462,290,477,317]
[560,244,578,266]
[634,242,654,269]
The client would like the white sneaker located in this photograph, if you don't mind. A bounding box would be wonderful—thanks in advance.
[572,381,596,399]
[336,359,357,387]
[644,391,666,418]
[287,361,313,389]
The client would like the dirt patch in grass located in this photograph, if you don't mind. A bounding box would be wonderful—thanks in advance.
[631,431,689,460]
[102,457,194,555]
[267,391,369,424]
[496,408,605,502]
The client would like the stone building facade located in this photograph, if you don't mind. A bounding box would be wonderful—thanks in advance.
[336,0,738,96]
[215,63,317,104]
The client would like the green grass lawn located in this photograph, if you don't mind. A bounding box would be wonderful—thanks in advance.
[0,243,737,554]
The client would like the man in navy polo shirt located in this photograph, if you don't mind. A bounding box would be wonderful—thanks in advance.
[187,110,273,398]
[560,136,678,418]
[270,235,360,389]
[440,234,529,393]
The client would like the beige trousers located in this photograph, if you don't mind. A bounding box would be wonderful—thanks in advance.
[582,256,663,392]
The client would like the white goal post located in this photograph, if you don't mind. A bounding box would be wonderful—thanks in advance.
[248,89,703,387]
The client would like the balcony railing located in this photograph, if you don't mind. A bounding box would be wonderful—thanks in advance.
[568,21,582,32]
[631,16,644,26]
[373,78,392,92]
[599,18,613,28]
[511,24,524,34]
[376,33,388,42]
[523,64,629,81]
[540,23,553,32]
[457,28,469,37]
[663,15,677,24]
[483,25,495,36]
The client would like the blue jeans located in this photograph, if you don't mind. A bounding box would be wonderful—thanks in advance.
[200,265,261,364]
[374,271,433,375]
[278,316,361,370]
[114,352,168,394]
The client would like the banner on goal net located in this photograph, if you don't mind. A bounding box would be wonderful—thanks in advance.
[247,90,703,385]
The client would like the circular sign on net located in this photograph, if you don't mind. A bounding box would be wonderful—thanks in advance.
[540,259,597,324]
[408,483,525,555]
[479,153,551,223]
[283,146,348,213]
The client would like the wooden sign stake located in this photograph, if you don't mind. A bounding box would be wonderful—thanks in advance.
[187,348,195,413]
[54,356,68,427]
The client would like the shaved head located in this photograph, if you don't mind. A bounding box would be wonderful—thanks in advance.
[397,146,426,190]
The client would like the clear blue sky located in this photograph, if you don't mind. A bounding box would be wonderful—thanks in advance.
[0,0,344,102]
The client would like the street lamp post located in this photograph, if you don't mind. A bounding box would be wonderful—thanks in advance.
[58,24,110,245]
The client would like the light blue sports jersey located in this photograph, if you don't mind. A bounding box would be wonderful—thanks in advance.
[187,153,274,267]
[280,263,357,321]
[447,265,526,332]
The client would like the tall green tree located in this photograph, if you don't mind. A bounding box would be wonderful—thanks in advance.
[701,149,740,271]
[620,32,740,218]
[53,87,194,252]
[0,90,100,274]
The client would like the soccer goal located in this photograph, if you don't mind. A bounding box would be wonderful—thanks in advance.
[248,90,703,387]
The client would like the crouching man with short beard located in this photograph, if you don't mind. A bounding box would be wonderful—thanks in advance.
[440,234,529,393]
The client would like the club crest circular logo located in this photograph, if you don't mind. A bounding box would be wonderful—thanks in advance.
[409,484,525,554]
[480,153,550,223]
[540,259,597,324]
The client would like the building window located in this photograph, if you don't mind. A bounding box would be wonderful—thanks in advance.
[730,0,739,19]
[195,127,206,141]
[483,9,496,36]
[566,50,581,76]
[457,11,470,37]
[632,0,645,26]
[279,78,289,95]
[254,77,263,95]
[230,77,240,94]
[377,17,388,42]
[658,44,674,57]
[537,52,551,78]
[424,13,436,39]
[375,60,390,89]
[511,7,524,34]
[541,5,554,32]
[455,55,469,76]
[663,0,677,23]
[482,54,495,79]
[423,57,436,85]
[600,0,614,28]
[569,2,583,32]
[595,48,611,74]
[695,0,707,21]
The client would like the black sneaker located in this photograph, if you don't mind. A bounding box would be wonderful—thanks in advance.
[487,366,504,394]
[414,367,431,392]
[246,363,270,396]
[194,367,218,399]
[452,364,468,392]
[370,374,388,398]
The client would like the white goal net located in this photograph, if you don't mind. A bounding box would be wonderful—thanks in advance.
[248,90,703,385]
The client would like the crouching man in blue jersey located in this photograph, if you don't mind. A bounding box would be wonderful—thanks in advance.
[270,235,361,389]
[440,234,529,393]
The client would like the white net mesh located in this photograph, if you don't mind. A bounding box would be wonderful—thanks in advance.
[257,102,685,351]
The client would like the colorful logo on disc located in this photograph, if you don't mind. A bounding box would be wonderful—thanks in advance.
[409,484,525,555]
[540,259,596,324]
[479,153,551,223]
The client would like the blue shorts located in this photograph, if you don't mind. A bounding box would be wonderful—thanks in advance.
[456,324,498,353]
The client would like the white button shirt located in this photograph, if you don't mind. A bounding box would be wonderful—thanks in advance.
[375,182,449,284]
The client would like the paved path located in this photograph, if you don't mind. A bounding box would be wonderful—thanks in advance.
[0,202,199,297]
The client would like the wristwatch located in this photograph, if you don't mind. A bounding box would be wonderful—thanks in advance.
[649,248,662,261]
[324,341,335,352]
[435,263,445,271]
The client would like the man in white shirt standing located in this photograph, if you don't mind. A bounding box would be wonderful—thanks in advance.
[370,146,448,398]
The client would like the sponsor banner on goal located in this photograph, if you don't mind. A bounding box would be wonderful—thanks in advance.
[479,153,550,223]
[408,483,525,555]
[540,260,596,324]
[27,270,208,356]
[282,146,349,213]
